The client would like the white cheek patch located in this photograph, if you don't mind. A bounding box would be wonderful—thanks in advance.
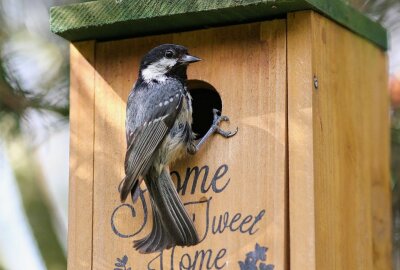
[141,57,177,83]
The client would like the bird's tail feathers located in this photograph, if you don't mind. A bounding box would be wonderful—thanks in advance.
[134,167,199,253]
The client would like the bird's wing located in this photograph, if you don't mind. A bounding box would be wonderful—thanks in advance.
[120,84,184,202]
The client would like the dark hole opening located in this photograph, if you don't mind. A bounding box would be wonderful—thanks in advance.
[187,80,222,140]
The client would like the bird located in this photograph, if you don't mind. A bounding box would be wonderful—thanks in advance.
[120,44,237,253]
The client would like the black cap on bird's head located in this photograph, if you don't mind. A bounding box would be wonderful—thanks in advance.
[139,44,201,83]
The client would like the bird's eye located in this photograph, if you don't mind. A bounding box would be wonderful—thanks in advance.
[165,50,174,58]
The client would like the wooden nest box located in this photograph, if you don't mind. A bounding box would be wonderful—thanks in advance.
[50,1,392,269]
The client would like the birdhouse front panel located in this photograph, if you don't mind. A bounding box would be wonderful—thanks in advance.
[83,20,288,270]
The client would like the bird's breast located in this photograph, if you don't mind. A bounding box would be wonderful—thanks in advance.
[158,94,193,165]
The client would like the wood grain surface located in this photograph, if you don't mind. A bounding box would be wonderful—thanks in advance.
[288,11,391,270]
[287,12,317,270]
[91,20,287,269]
[69,41,96,270]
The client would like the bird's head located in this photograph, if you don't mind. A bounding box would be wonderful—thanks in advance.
[139,44,201,83]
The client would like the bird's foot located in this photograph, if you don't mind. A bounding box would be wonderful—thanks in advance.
[192,109,238,152]
[212,109,238,138]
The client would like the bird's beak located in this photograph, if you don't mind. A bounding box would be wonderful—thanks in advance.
[179,54,201,64]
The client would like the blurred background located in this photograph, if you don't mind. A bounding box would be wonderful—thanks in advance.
[0,0,399,269]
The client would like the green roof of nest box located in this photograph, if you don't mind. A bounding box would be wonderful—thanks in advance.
[50,0,388,50]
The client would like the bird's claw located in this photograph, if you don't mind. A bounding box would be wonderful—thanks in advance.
[220,115,229,122]
[193,109,238,151]
[212,109,238,138]
[212,109,229,124]
[212,109,221,123]
[216,126,238,138]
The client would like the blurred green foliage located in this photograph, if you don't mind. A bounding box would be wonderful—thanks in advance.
[0,1,73,269]
[392,110,400,187]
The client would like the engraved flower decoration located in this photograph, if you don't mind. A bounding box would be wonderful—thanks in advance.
[114,255,131,270]
[239,244,274,270]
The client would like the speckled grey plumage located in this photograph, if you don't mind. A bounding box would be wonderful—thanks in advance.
[120,44,199,253]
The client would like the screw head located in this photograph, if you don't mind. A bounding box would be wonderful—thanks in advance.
[313,76,318,89]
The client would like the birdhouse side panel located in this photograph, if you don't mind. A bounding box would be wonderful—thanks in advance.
[311,12,391,270]
[288,11,391,270]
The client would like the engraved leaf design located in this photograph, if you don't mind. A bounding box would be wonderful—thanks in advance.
[121,255,128,264]
[254,243,267,261]
[259,263,274,270]
[239,243,274,270]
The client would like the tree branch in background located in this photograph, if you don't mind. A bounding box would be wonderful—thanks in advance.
[7,139,67,270]
[0,61,68,136]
